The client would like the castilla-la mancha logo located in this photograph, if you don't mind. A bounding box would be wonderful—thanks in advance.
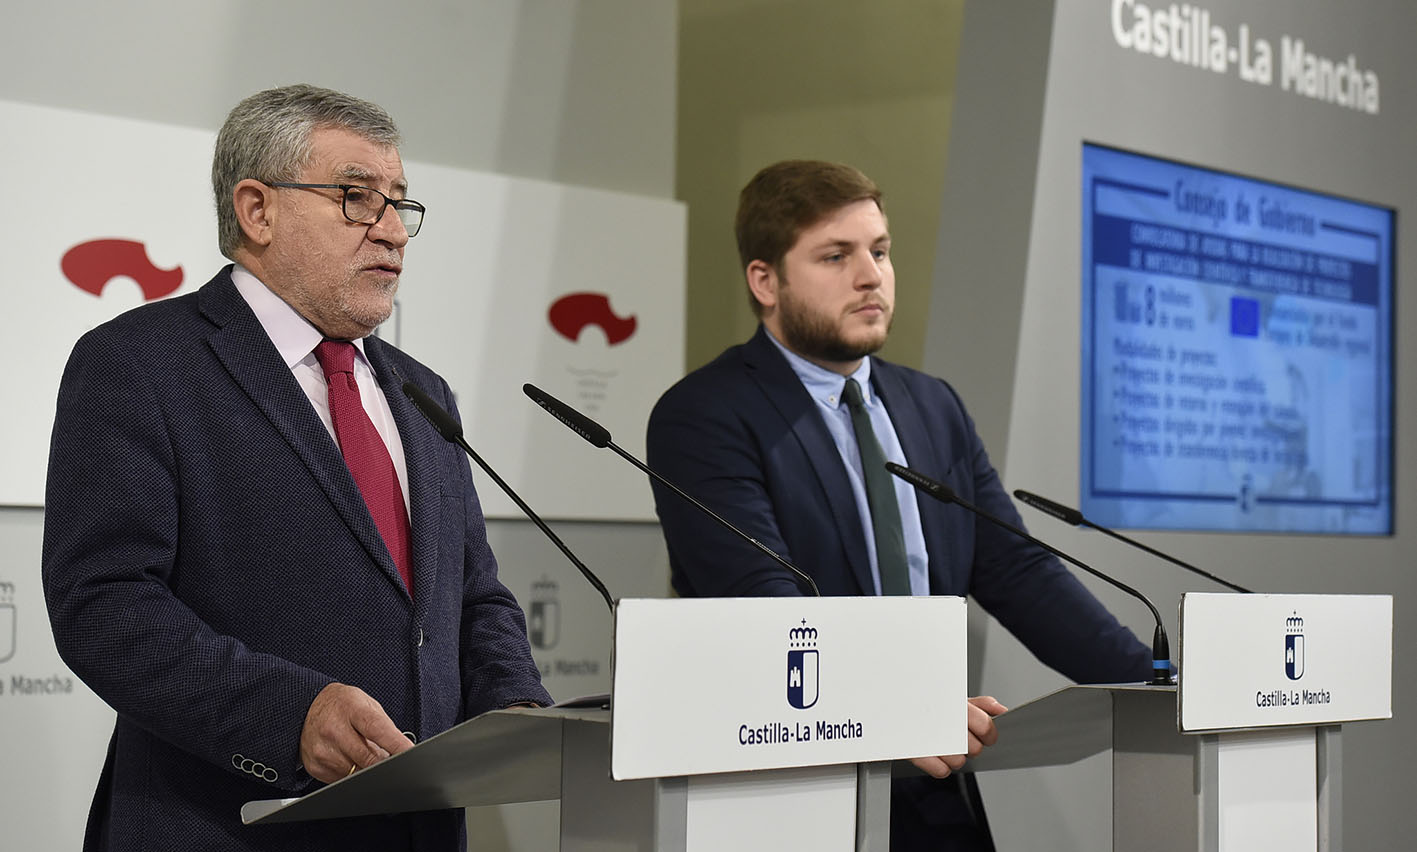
[1285,611,1305,680]
[529,576,560,651]
[787,620,819,709]
[0,581,15,664]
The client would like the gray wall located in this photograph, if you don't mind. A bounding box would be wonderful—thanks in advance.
[930,1,1414,849]
[676,0,965,371]
[0,1,676,198]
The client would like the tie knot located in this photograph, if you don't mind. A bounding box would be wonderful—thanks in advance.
[314,340,357,378]
[842,378,866,409]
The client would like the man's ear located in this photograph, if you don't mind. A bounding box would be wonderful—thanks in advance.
[233,179,276,247]
[745,259,779,312]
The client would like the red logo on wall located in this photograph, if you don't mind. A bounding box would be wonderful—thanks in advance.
[547,292,636,345]
[61,239,183,301]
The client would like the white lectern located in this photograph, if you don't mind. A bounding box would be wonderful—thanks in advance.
[244,596,970,851]
[960,593,1391,852]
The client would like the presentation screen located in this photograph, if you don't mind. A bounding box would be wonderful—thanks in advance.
[1080,143,1393,534]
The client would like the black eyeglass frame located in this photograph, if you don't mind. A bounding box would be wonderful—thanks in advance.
[266,182,426,237]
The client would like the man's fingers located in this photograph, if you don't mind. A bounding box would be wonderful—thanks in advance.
[965,697,1005,749]
[968,719,999,750]
[968,695,1008,717]
[911,756,950,779]
[306,730,377,783]
[908,696,1011,781]
[300,683,410,783]
[364,738,392,761]
[344,735,389,770]
[910,755,952,779]
[909,751,969,779]
[348,697,415,759]
[967,730,993,757]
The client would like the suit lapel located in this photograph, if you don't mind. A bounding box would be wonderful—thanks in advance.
[198,270,412,601]
[743,328,876,596]
[366,338,443,622]
[871,362,945,477]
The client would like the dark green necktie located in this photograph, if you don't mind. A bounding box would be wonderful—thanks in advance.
[842,378,911,595]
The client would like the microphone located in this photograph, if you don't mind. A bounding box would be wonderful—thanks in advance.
[401,381,615,613]
[1013,490,1251,593]
[886,462,1173,686]
[522,383,821,597]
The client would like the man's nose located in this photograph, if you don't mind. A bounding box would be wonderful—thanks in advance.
[368,204,410,248]
[855,254,884,287]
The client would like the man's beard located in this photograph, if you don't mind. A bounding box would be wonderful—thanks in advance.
[338,275,398,332]
[776,279,892,363]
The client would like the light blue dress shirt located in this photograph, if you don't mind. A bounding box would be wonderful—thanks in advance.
[766,331,931,596]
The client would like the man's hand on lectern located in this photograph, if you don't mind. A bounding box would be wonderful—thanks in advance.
[299,683,416,783]
[909,695,1008,779]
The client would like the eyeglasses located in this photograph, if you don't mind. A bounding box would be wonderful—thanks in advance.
[267,182,426,237]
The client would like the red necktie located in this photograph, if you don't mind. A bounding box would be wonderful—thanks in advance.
[314,340,413,599]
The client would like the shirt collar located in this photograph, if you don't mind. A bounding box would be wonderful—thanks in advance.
[231,264,370,369]
[763,326,874,410]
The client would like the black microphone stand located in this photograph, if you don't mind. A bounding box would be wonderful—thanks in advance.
[887,463,1174,686]
[401,381,615,613]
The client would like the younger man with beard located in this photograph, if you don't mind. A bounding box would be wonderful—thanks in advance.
[646,160,1151,851]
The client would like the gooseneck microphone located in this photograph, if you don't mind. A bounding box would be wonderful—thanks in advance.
[886,462,1173,686]
[400,381,615,613]
[522,383,821,597]
[1011,489,1252,593]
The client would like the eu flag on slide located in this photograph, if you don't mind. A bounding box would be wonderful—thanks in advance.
[1230,296,1260,337]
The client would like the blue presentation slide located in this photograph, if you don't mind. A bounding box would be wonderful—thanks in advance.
[1080,144,1392,534]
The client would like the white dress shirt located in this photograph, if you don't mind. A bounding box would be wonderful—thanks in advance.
[231,264,411,513]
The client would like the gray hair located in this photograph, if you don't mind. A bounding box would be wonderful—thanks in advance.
[212,84,401,258]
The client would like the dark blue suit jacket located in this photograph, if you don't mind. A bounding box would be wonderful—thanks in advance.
[42,267,550,851]
[647,327,1150,684]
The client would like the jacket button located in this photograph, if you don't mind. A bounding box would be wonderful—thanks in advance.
[417,627,425,646]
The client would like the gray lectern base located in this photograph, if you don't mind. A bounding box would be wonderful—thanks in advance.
[941,684,1342,852]
[244,706,894,851]
[560,716,893,851]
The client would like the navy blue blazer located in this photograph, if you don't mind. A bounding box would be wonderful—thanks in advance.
[646,326,1151,685]
[42,267,550,851]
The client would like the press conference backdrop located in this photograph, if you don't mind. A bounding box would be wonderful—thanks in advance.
[0,98,684,521]
[931,2,1413,850]
[6,1,1415,850]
